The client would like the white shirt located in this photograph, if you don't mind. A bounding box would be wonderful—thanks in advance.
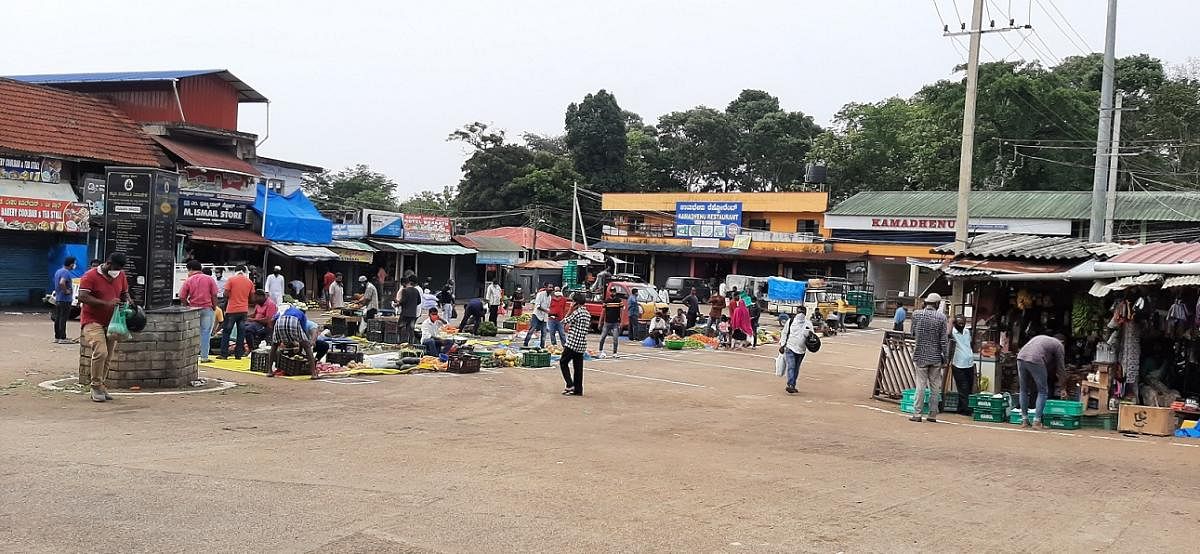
[329,281,344,308]
[485,284,502,305]
[533,289,551,318]
[649,316,669,331]
[420,317,446,340]
[265,274,285,303]
[361,282,380,311]
[719,283,728,296]
[782,314,814,354]
[214,275,227,298]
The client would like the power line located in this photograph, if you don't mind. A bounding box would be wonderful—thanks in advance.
[1035,0,1094,55]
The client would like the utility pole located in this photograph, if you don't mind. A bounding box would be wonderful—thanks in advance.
[1089,0,1119,242]
[1103,93,1124,242]
[530,206,540,261]
[949,0,985,314]
[575,192,589,249]
[571,181,578,248]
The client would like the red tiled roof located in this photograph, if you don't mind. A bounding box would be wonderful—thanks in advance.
[182,225,269,246]
[1108,242,1200,264]
[152,136,261,176]
[465,227,584,251]
[0,78,168,167]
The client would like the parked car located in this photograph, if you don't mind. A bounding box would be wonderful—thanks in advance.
[664,276,711,303]
[584,281,669,332]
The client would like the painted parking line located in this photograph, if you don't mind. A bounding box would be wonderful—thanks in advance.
[585,368,705,388]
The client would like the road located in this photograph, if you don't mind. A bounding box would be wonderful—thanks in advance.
[1,312,1195,553]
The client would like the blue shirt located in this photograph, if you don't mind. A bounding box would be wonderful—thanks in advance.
[894,306,907,324]
[627,296,642,318]
[52,268,74,303]
[276,306,309,332]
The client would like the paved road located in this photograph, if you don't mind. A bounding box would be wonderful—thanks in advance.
[1,314,1195,553]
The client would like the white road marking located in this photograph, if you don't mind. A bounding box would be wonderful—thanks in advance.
[585,368,705,388]
[638,352,772,374]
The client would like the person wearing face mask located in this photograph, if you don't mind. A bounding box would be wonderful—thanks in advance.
[77,252,131,402]
[949,315,975,416]
[779,305,814,395]
[420,307,451,356]
[52,256,78,344]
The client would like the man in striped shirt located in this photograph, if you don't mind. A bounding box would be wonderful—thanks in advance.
[909,293,948,423]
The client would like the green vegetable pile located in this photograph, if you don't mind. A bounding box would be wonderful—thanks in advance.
[477,321,498,337]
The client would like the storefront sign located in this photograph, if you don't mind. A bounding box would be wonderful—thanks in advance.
[364,209,404,237]
[332,223,366,239]
[690,237,721,249]
[402,214,452,242]
[178,196,248,227]
[822,214,1071,236]
[0,196,90,233]
[329,247,374,264]
[81,176,106,218]
[476,252,520,265]
[1,156,61,183]
[675,201,742,239]
[180,168,256,201]
[732,235,752,250]
[105,168,179,309]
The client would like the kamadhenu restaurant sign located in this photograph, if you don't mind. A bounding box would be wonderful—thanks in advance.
[822,214,1071,236]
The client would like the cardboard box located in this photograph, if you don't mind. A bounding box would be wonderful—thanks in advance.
[1117,404,1176,436]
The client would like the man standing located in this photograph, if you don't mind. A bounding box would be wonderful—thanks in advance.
[708,289,726,332]
[950,315,975,416]
[627,287,644,338]
[243,290,278,350]
[328,273,345,309]
[436,285,455,320]
[265,265,285,306]
[683,287,700,330]
[485,281,502,324]
[213,267,228,308]
[1016,333,1066,429]
[524,283,551,348]
[398,278,421,344]
[893,302,907,332]
[179,260,219,362]
[546,289,567,346]
[909,293,948,423]
[358,275,380,336]
[52,256,77,344]
[77,253,130,402]
[322,269,336,305]
[597,287,623,356]
[219,265,256,360]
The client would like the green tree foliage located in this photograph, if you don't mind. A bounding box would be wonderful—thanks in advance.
[565,90,628,192]
[728,90,823,191]
[657,107,740,191]
[398,186,458,215]
[303,164,400,212]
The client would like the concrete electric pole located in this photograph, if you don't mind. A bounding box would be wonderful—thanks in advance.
[1089,0,1119,242]
[1103,93,1124,242]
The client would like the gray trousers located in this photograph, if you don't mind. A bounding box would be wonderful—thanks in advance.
[912,363,944,418]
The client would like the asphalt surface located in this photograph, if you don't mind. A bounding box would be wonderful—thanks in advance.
[1,312,1197,553]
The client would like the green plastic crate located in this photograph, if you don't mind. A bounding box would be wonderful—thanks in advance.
[1046,415,1081,430]
[970,393,1010,411]
[901,388,932,401]
[943,391,961,412]
[1043,400,1084,417]
[1080,414,1116,430]
[900,399,932,415]
[1009,408,1037,424]
[972,408,1008,423]
[522,351,551,368]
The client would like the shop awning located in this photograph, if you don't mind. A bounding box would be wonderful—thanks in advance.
[1163,275,1200,289]
[591,240,862,262]
[327,240,377,264]
[1089,273,1164,297]
[368,240,476,255]
[152,136,262,177]
[0,179,80,201]
[271,243,339,262]
[183,226,269,246]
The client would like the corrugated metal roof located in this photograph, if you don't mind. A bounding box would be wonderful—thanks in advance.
[1163,275,1200,289]
[828,191,1200,222]
[932,233,1098,260]
[1108,242,1200,264]
[270,243,339,261]
[453,235,523,252]
[182,226,269,246]
[591,240,865,261]
[328,240,376,252]
[945,258,1077,274]
[152,136,262,176]
[5,70,268,103]
[368,240,476,255]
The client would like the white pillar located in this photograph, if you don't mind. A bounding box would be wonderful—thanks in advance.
[907,264,920,297]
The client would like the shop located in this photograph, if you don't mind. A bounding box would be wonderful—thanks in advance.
[252,183,333,293]
[454,235,524,291]
[361,210,477,297]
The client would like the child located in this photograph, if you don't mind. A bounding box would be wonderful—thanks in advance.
[717,315,731,349]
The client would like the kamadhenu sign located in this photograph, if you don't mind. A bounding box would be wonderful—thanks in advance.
[674,201,742,239]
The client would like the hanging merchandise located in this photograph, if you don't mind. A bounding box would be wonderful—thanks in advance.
[1167,298,1189,338]
[1121,321,1141,387]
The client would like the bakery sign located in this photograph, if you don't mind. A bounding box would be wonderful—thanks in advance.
[0,196,90,233]
[1,156,62,183]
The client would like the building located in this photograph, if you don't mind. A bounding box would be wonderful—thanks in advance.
[464,226,585,259]
[254,157,323,196]
[824,190,1200,301]
[593,192,857,289]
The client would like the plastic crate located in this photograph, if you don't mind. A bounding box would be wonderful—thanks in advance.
[972,408,1008,423]
[329,318,349,337]
[366,330,384,343]
[447,354,481,374]
[383,332,401,345]
[1080,414,1116,430]
[276,352,311,376]
[942,391,961,412]
[902,388,932,402]
[250,351,271,373]
[900,399,932,415]
[366,319,384,334]
[502,320,518,330]
[970,393,1010,411]
[326,351,364,366]
[1046,415,1081,430]
[1043,400,1084,417]
[665,340,686,350]
[522,351,551,368]
[1009,408,1036,424]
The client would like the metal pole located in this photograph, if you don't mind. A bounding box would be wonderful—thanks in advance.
[260,181,270,283]
[571,181,578,248]
[531,206,539,260]
[1089,0,1119,242]
[575,194,589,249]
[951,0,985,313]
[1103,93,1123,242]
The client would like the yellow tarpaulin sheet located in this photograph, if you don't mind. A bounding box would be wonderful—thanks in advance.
[200,358,403,380]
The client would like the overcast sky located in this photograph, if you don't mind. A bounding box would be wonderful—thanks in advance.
[8,1,1198,198]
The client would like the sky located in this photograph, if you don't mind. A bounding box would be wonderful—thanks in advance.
[7,1,1199,198]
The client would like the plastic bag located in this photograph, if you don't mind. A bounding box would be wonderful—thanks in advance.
[775,354,787,377]
[107,303,132,341]
[642,337,657,347]
[805,332,821,353]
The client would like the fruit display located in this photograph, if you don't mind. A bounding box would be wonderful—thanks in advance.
[508,313,532,323]
[490,348,523,367]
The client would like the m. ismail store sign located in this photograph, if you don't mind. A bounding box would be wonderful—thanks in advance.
[822,215,1071,236]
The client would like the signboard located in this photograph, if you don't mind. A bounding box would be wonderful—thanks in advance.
[178,196,248,227]
[332,223,366,239]
[329,247,374,264]
[1,155,61,183]
[402,214,452,242]
[731,235,752,250]
[821,214,1072,236]
[476,252,520,265]
[180,168,256,201]
[690,237,720,249]
[675,201,742,239]
[104,168,179,309]
[81,176,106,218]
[0,196,90,233]
[364,209,404,237]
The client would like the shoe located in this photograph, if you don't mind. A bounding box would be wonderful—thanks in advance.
[909,415,923,422]
[1020,418,1032,428]
[90,389,106,402]
[1033,421,1047,430]
[926,417,937,423]
[785,387,797,394]
[216,355,228,360]
[199,358,212,364]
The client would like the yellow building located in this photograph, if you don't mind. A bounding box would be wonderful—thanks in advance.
[593,192,866,288]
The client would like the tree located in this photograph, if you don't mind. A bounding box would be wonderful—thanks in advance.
[303,164,400,212]
[398,186,458,215]
[565,90,628,191]
[656,107,739,191]
[449,122,536,228]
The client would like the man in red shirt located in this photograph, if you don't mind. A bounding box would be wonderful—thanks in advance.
[322,270,336,305]
[78,252,131,403]
[219,265,256,360]
[546,288,568,346]
[243,290,278,350]
[179,260,219,362]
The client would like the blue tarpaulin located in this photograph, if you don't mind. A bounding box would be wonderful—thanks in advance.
[766,276,807,302]
[253,185,332,245]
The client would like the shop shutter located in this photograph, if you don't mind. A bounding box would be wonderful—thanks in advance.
[0,233,54,305]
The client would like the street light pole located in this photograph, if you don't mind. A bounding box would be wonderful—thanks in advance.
[949,0,985,315]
